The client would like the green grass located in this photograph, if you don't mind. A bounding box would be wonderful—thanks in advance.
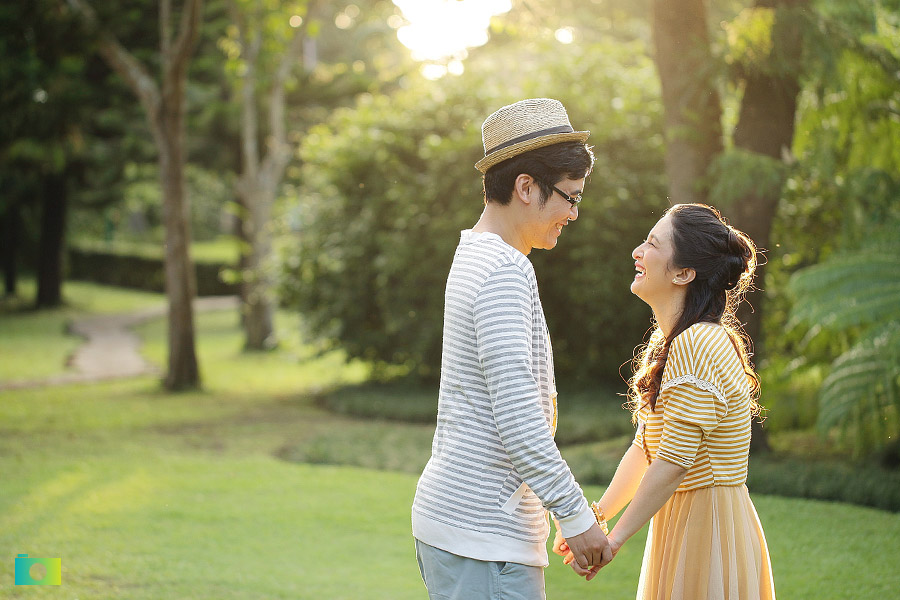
[2,286,900,598]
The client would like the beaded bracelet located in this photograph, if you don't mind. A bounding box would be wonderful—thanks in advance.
[590,501,609,535]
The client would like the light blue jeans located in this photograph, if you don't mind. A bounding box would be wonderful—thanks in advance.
[414,539,546,600]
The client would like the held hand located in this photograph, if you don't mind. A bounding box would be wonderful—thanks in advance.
[563,530,622,582]
[552,528,569,557]
[562,522,613,575]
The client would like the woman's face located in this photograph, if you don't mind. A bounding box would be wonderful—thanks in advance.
[631,214,678,305]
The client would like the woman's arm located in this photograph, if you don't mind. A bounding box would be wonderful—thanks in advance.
[596,443,649,520]
[566,457,688,579]
[608,457,688,547]
[553,443,646,558]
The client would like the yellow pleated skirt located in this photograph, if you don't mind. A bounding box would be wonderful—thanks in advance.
[636,484,776,600]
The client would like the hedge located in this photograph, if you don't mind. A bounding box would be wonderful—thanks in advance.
[67,247,238,297]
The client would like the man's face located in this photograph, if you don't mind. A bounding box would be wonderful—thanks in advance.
[524,177,583,252]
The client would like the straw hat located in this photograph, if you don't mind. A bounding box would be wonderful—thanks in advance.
[475,98,589,173]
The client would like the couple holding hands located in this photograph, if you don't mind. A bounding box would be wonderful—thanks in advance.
[411,98,776,600]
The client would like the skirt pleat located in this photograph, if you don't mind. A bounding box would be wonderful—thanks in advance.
[636,484,775,600]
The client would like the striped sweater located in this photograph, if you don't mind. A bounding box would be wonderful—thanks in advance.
[634,322,754,489]
[412,230,594,567]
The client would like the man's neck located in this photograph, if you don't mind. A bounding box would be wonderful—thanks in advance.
[471,203,530,255]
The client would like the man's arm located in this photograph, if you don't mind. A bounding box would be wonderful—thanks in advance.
[474,263,605,567]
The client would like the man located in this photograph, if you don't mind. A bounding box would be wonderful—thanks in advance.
[411,98,612,599]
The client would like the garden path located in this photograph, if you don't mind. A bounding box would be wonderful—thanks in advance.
[0,295,238,390]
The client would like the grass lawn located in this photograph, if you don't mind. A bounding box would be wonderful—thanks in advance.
[2,293,900,598]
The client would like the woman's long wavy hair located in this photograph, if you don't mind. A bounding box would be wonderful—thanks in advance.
[627,204,762,419]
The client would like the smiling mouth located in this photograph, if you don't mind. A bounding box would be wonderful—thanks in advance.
[635,266,645,278]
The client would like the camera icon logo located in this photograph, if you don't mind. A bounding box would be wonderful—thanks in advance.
[14,554,62,586]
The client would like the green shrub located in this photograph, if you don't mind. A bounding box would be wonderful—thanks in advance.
[318,381,439,424]
[318,381,635,443]
[67,245,238,297]
[280,38,667,384]
[747,455,900,512]
[561,437,636,487]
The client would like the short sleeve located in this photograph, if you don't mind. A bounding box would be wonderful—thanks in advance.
[655,382,725,469]
[632,418,645,452]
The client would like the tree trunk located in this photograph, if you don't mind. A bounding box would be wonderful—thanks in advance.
[1,204,20,296]
[730,0,804,363]
[729,0,806,452]
[36,171,68,308]
[240,182,276,350]
[230,4,313,350]
[158,97,201,389]
[68,0,204,389]
[651,0,724,205]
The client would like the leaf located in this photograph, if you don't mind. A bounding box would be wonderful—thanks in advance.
[817,321,900,455]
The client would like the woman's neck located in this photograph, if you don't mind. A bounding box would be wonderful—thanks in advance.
[652,295,685,338]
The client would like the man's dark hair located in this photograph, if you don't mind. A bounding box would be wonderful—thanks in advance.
[482,142,594,206]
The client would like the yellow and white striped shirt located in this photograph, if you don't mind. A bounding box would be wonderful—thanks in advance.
[634,323,754,490]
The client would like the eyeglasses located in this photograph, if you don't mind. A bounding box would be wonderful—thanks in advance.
[537,179,583,207]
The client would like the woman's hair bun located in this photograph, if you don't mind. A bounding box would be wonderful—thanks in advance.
[724,227,752,290]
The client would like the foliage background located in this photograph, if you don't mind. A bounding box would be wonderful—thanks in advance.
[280,36,667,384]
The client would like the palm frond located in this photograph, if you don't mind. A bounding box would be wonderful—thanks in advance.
[788,252,900,330]
[817,321,900,455]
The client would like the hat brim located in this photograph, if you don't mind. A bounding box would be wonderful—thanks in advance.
[475,130,590,173]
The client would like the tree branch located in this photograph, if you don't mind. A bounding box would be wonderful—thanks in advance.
[66,0,161,122]
[261,1,318,185]
[169,0,204,84]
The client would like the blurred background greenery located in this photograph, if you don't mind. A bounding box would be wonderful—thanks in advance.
[2,3,900,590]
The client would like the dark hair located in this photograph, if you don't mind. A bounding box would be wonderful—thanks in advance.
[482,142,594,206]
[628,203,761,417]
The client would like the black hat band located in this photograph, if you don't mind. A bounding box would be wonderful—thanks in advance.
[484,125,575,156]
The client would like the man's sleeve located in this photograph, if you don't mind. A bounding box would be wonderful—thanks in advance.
[474,263,594,538]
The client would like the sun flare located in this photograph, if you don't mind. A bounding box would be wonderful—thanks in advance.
[392,0,511,72]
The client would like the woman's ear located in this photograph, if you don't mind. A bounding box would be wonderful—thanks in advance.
[672,267,696,285]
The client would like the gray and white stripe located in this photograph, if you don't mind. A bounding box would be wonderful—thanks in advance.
[412,230,592,567]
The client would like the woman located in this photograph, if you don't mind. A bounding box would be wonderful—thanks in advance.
[556,203,775,599]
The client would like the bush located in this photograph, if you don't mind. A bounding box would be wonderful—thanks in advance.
[318,381,635,444]
[280,38,667,384]
[747,455,900,512]
[67,245,238,297]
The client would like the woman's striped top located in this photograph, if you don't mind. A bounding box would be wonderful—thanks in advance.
[634,322,754,490]
[412,230,594,568]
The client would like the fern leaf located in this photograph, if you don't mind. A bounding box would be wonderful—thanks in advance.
[816,322,900,454]
[788,253,900,330]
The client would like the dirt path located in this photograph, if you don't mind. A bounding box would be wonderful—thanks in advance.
[1,296,238,390]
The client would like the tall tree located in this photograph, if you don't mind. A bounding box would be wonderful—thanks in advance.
[650,0,809,450]
[725,0,807,355]
[223,0,317,350]
[0,205,20,296]
[651,0,724,205]
[68,0,204,390]
[0,0,103,307]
